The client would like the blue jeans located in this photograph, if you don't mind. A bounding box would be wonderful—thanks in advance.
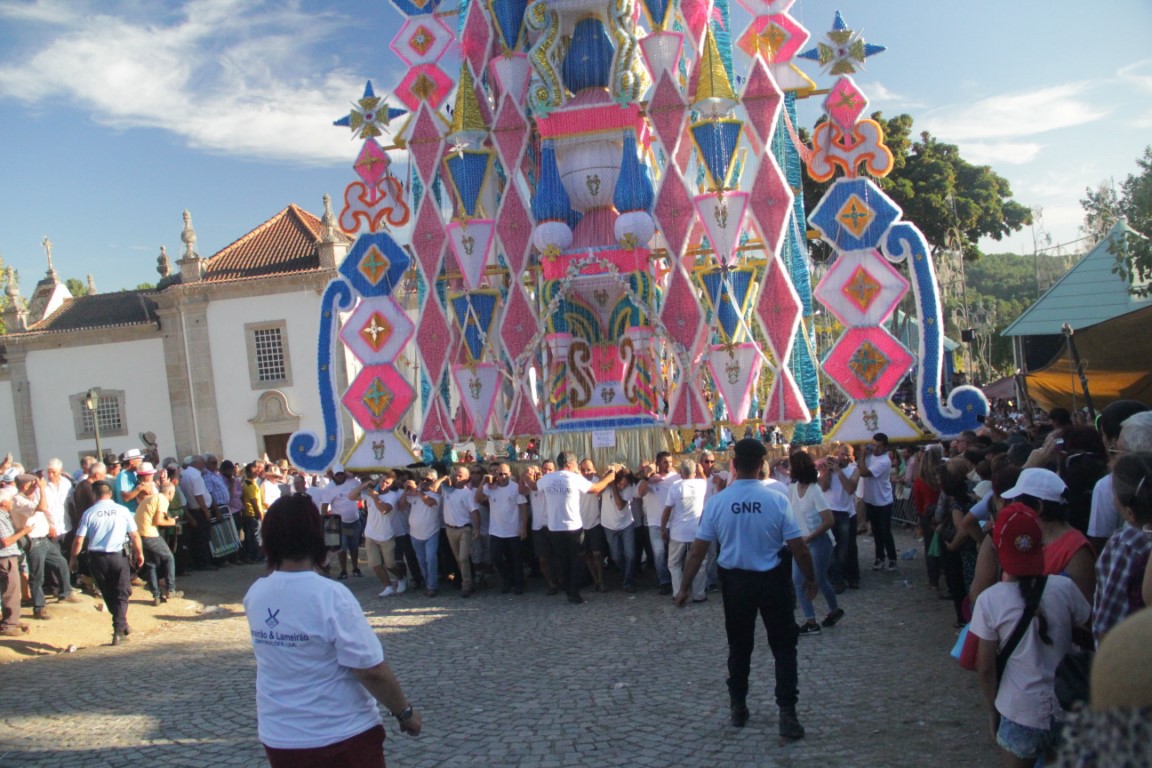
[604,524,636,588]
[340,520,361,554]
[412,534,439,591]
[141,536,176,597]
[793,536,838,620]
[27,537,73,609]
[647,526,670,587]
[997,715,1060,760]
[241,516,262,562]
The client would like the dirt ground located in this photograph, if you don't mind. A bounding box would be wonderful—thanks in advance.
[0,562,261,665]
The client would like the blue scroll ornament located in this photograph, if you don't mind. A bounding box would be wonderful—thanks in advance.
[289,278,356,471]
[882,222,988,437]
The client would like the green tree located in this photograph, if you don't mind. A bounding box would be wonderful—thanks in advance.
[135,282,157,291]
[801,113,1033,259]
[1079,181,1121,244]
[1091,146,1152,296]
[65,277,86,297]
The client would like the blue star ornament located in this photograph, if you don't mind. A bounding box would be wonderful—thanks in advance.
[798,11,885,76]
[333,81,408,140]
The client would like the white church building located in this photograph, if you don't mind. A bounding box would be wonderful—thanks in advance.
[0,199,368,469]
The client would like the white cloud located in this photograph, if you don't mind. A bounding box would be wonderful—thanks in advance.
[1117,58,1152,91]
[0,0,410,165]
[861,80,923,111]
[920,83,1109,142]
[958,141,1042,166]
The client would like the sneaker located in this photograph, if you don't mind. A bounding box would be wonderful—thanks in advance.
[778,705,805,740]
[886,560,898,572]
[798,621,822,636]
[395,578,407,595]
[337,571,348,580]
[378,586,397,598]
[351,569,363,578]
[821,608,845,628]
[658,584,673,595]
[871,559,883,571]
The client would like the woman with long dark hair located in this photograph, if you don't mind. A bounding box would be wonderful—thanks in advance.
[938,458,977,626]
[788,451,842,634]
[244,493,422,767]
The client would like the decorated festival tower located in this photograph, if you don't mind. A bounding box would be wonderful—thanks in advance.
[289,1,986,472]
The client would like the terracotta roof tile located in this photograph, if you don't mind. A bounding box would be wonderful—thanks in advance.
[20,290,159,336]
[201,204,350,283]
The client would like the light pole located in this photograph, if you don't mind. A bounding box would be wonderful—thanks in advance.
[83,388,102,459]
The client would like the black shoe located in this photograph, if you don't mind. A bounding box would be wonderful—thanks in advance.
[567,594,587,604]
[658,584,673,595]
[798,621,822,636]
[821,608,845,628]
[730,702,750,728]
[351,569,363,578]
[337,571,348,580]
[151,596,162,607]
[779,705,805,740]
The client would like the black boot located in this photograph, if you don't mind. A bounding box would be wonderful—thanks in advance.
[778,705,805,740]
[730,699,750,727]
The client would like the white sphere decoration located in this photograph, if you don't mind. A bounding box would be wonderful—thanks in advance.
[532,221,573,255]
[614,211,655,249]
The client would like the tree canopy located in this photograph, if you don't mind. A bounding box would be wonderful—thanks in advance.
[1081,146,1152,297]
[801,113,1033,259]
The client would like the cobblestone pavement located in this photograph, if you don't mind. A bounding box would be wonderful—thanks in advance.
[0,528,998,767]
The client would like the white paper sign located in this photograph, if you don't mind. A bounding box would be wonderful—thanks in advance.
[591,430,616,449]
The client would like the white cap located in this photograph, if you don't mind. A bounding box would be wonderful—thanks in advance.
[332,463,346,474]
[0,468,18,483]
[1002,467,1067,503]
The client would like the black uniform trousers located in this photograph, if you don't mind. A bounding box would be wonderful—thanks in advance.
[718,563,799,708]
[89,550,132,634]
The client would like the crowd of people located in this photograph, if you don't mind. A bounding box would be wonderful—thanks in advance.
[4,397,1151,764]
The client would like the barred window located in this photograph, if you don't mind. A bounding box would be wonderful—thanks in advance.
[70,389,128,440]
[245,320,293,389]
[253,327,286,382]
[80,397,123,433]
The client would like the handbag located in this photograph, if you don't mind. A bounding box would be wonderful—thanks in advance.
[951,624,981,671]
[1055,649,1094,710]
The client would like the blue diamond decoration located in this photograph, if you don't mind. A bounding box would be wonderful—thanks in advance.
[339,231,411,297]
[809,177,901,252]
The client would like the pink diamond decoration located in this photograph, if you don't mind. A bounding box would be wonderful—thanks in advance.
[659,265,705,356]
[343,365,415,432]
[354,138,390,188]
[823,327,913,401]
[411,199,446,283]
[395,63,453,112]
[647,72,687,157]
[748,152,793,257]
[406,104,445,185]
[460,0,493,85]
[390,15,453,67]
[419,396,456,444]
[763,366,810,423]
[416,293,452,384]
[501,287,538,369]
[496,182,531,274]
[737,13,810,64]
[668,374,711,428]
[492,96,529,172]
[813,249,909,327]
[654,165,695,259]
[505,385,544,437]
[824,76,868,132]
[754,254,802,362]
[679,0,711,48]
[740,58,783,147]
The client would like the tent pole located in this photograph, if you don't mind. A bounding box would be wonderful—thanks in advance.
[1061,323,1096,423]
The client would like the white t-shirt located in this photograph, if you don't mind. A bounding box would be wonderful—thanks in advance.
[537,470,592,532]
[664,477,707,542]
[861,452,893,506]
[970,575,1091,730]
[441,485,478,527]
[704,471,729,502]
[601,484,636,531]
[824,470,853,515]
[322,480,362,524]
[788,483,833,542]
[260,479,282,511]
[364,489,400,541]
[1087,474,1121,540]
[180,466,208,509]
[760,478,789,498]
[43,476,73,533]
[484,483,526,539]
[406,490,441,541]
[642,472,680,527]
[580,476,601,530]
[528,485,548,531]
[243,570,385,749]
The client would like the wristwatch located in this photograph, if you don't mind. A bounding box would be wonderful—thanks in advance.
[393,705,414,722]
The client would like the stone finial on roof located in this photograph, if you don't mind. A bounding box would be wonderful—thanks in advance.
[178,210,204,283]
[4,266,17,299]
[157,245,172,278]
[42,236,57,279]
[180,210,198,260]
[86,274,96,295]
[2,266,27,332]
[321,193,340,244]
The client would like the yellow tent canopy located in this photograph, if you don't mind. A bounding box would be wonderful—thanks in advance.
[1025,306,1152,412]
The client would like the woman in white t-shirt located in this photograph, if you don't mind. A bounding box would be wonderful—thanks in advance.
[788,451,842,634]
[972,504,1090,767]
[244,494,422,766]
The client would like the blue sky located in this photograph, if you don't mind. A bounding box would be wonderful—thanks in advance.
[1,0,1149,293]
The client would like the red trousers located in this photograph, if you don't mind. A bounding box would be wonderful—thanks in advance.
[264,724,386,768]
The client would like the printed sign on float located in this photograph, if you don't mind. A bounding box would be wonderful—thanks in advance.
[591,430,616,449]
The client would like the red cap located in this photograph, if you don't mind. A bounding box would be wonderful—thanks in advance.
[993,503,1045,577]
